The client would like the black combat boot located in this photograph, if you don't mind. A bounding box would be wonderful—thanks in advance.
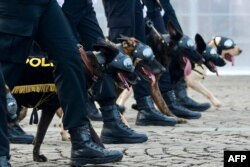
[163,90,202,119]
[69,124,123,166]
[100,105,148,144]
[86,99,102,121]
[0,156,11,167]
[135,96,177,126]
[175,79,211,111]
[7,122,34,144]
[116,104,125,114]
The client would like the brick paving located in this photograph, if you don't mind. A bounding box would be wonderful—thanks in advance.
[10,76,250,167]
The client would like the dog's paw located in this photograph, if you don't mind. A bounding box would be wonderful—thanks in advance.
[177,118,188,124]
[212,99,222,108]
[60,131,71,141]
[33,154,48,162]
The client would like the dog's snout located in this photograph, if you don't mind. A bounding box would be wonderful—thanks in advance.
[239,49,242,54]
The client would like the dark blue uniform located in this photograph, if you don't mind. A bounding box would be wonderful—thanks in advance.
[62,0,148,144]
[102,0,150,100]
[102,0,178,126]
[0,1,125,165]
[0,70,9,158]
[62,0,117,104]
[0,0,89,130]
[160,0,183,33]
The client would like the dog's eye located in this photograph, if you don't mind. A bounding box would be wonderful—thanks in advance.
[224,39,234,48]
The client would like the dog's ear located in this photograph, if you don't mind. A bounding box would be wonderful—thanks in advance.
[117,35,131,43]
[167,21,182,42]
[195,33,206,54]
[93,38,119,63]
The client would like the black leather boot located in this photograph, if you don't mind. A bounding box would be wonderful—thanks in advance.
[175,79,211,111]
[135,96,177,126]
[69,124,123,166]
[86,99,102,121]
[100,105,148,144]
[163,90,202,119]
[7,122,34,144]
[0,156,11,167]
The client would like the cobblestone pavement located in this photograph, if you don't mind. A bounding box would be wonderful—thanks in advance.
[11,76,250,167]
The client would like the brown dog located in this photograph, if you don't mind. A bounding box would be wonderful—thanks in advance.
[185,36,242,107]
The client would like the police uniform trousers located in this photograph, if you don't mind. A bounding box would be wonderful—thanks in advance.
[62,0,117,104]
[102,0,150,100]
[0,65,9,157]
[0,0,89,130]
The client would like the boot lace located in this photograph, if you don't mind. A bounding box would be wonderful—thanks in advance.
[114,110,134,133]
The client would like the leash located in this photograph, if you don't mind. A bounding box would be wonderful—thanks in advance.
[213,38,222,55]
[78,44,98,82]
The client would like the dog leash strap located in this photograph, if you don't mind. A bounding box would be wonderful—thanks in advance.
[192,69,205,79]
[78,45,98,81]
[213,38,222,55]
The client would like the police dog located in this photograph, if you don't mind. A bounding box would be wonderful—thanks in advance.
[53,37,161,141]
[145,21,204,123]
[117,21,204,123]
[11,40,136,162]
[115,35,166,111]
[185,36,242,107]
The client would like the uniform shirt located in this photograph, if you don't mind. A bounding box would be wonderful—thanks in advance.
[56,0,97,7]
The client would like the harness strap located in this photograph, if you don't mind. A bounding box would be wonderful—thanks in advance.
[192,65,205,79]
[78,45,98,81]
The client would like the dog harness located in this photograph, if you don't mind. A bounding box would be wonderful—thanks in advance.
[213,37,236,55]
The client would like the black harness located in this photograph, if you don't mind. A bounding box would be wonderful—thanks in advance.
[213,37,236,55]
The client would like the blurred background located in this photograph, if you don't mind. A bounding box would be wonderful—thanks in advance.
[93,0,249,75]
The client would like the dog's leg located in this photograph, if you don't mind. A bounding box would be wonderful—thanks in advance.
[33,107,56,162]
[116,89,132,127]
[186,79,222,107]
[55,108,71,141]
[116,89,132,107]
[150,80,187,124]
[18,106,28,122]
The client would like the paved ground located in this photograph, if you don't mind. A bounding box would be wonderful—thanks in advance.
[10,76,250,167]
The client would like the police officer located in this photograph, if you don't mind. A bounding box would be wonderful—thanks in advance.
[102,0,176,126]
[0,0,122,166]
[142,0,202,119]
[61,0,148,144]
[0,77,11,166]
[150,0,211,112]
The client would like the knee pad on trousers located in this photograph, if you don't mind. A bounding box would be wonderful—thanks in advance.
[6,92,18,120]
